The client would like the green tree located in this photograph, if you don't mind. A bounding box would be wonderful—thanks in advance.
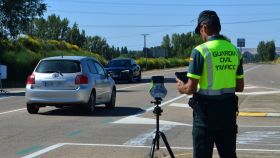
[161,35,171,57]
[257,40,276,61]
[33,14,70,40]
[0,0,46,38]
[66,23,86,47]
[84,36,109,58]
[267,41,276,61]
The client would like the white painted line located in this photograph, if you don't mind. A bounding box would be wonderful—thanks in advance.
[142,67,186,76]
[258,86,280,91]
[117,83,149,91]
[267,113,280,117]
[65,143,280,152]
[124,125,175,146]
[145,95,191,112]
[0,108,26,115]
[113,115,191,126]
[21,143,66,158]
[0,96,15,100]
[113,95,190,125]
[244,65,262,73]
[22,142,280,158]
[237,91,280,95]
[239,125,280,128]
[169,103,190,108]
[244,86,259,89]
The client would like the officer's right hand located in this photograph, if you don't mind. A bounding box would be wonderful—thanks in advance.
[176,78,186,94]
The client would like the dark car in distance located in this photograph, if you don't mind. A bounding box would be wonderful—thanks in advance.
[105,58,141,82]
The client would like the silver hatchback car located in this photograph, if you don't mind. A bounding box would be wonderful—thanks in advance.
[25,56,116,114]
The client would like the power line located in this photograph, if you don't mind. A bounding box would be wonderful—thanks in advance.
[48,9,189,17]
[48,0,280,7]
[79,17,280,28]
[48,9,280,17]
[223,18,280,24]
[80,24,193,28]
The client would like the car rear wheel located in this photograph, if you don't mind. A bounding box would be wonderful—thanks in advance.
[27,104,39,114]
[86,91,96,114]
[105,88,116,109]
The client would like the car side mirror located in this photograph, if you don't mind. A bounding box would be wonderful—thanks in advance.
[105,71,110,78]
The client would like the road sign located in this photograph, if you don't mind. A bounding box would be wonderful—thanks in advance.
[0,65,7,79]
[237,38,245,47]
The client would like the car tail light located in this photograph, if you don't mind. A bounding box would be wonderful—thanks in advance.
[75,75,88,84]
[26,74,35,84]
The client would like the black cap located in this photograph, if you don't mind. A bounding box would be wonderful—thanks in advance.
[195,10,221,34]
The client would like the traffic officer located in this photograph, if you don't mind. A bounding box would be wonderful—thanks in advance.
[176,10,244,158]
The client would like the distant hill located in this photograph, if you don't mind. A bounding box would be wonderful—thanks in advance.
[241,47,280,55]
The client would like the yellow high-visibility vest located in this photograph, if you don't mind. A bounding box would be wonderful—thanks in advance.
[187,40,243,95]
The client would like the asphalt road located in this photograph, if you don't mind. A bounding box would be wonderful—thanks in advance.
[0,64,280,158]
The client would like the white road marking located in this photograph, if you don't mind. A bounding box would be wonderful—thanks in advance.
[113,115,191,126]
[142,67,186,76]
[116,83,149,91]
[244,86,259,89]
[237,91,280,95]
[145,95,191,112]
[0,108,26,115]
[237,131,280,145]
[0,96,16,100]
[244,65,262,73]
[267,113,280,117]
[21,142,280,158]
[113,95,190,124]
[169,103,190,108]
[239,125,280,128]
[124,125,175,146]
[21,143,66,158]
[114,95,192,146]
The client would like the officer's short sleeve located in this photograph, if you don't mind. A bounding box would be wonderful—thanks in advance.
[187,49,204,80]
[236,56,244,79]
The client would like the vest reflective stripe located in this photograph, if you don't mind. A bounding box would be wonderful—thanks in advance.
[198,88,235,95]
[200,44,213,88]
[195,40,239,96]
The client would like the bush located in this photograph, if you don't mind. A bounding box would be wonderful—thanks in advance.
[274,57,280,64]
[136,57,189,70]
[18,36,41,52]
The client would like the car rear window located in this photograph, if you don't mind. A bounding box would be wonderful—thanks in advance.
[108,60,131,67]
[35,60,81,73]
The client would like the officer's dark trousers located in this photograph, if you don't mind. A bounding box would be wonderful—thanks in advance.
[192,95,238,158]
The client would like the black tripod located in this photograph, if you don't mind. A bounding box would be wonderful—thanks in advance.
[149,97,175,158]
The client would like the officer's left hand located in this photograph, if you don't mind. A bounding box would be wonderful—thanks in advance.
[176,78,185,94]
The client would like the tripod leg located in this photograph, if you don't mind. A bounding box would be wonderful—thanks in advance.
[159,132,175,158]
[149,133,159,158]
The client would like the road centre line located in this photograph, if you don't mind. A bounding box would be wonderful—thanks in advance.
[0,108,26,115]
[237,91,280,95]
[21,142,280,158]
[244,65,262,73]
[0,96,16,100]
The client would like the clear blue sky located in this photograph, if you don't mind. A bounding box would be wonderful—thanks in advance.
[45,0,280,51]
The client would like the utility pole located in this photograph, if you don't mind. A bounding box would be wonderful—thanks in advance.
[141,34,149,70]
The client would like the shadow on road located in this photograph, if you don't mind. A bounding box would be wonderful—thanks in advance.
[39,106,145,117]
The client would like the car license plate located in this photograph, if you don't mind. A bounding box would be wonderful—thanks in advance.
[44,81,62,87]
